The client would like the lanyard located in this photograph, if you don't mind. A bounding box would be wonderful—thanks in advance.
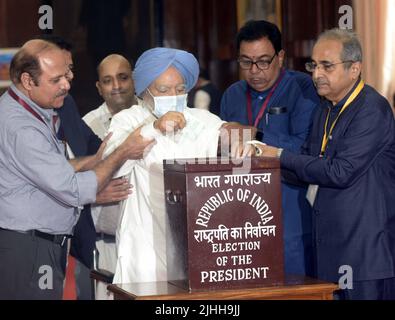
[246,69,285,127]
[320,79,365,154]
[8,88,46,125]
[8,88,66,156]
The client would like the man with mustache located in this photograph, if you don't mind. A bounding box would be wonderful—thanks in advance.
[0,40,154,299]
[34,36,133,300]
[255,28,395,300]
[221,20,320,277]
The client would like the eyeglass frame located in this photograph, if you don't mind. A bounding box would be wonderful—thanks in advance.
[237,52,278,71]
[305,60,355,73]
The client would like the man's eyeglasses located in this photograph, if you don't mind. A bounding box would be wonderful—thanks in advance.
[305,60,355,73]
[238,53,277,71]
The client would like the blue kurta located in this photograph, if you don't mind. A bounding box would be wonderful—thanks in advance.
[220,70,320,275]
[281,84,395,283]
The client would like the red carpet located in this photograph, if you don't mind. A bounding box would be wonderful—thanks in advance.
[63,255,77,300]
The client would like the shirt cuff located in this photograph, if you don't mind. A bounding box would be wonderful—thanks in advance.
[262,130,279,147]
[76,170,98,206]
[279,149,297,171]
[246,140,266,156]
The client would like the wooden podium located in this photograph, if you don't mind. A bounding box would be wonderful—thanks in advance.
[107,275,338,300]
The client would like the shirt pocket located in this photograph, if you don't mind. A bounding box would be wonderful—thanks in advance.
[266,107,289,134]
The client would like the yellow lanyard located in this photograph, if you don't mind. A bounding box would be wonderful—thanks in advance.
[320,79,365,154]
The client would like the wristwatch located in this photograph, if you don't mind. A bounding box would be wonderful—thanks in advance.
[246,140,265,156]
[256,130,264,141]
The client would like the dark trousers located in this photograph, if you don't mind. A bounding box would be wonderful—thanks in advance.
[0,228,67,300]
[334,277,395,300]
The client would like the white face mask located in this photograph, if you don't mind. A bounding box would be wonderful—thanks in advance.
[147,89,188,118]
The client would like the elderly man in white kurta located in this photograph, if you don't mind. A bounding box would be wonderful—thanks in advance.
[104,48,252,284]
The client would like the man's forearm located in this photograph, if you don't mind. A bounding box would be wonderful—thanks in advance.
[69,155,98,172]
[94,146,128,192]
[92,126,155,192]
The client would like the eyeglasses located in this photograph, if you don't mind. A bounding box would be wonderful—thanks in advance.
[305,60,355,73]
[238,53,277,71]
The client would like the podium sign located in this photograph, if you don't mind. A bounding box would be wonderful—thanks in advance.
[164,157,284,291]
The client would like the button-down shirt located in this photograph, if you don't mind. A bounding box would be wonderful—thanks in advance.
[0,85,97,234]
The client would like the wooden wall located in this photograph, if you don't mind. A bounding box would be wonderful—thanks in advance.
[282,0,353,71]
[0,0,42,47]
[161,0,238,92]
[0,0,353,112]
[161,0,353,91]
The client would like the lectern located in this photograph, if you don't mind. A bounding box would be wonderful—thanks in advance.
[163,157,284,291]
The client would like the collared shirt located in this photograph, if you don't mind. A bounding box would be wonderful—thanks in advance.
[0,85,97,234]
[323,79,361,137]
[220,69,320,153]
[83,102,112,140]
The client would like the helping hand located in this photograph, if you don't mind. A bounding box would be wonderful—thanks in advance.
[96,177,132,204]
[121,126,156,160]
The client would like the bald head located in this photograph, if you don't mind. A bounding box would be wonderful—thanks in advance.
[97,54,132,77]
[22,39,57,54]
[9,39,71,109]
[96,54,136,115]
[10,40,61,85]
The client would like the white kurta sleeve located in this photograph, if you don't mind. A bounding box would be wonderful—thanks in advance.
[103,106,153,178]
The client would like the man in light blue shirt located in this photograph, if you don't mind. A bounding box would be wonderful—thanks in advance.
[0,40,154,299]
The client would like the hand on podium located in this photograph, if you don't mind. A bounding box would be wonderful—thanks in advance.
[254,143,283,158]
[230,139,255,158]
[219,122,257,158]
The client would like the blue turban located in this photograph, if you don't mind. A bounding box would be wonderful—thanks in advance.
[133,47,199,97]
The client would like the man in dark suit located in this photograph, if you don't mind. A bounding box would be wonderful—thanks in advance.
[255,28,395,300]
